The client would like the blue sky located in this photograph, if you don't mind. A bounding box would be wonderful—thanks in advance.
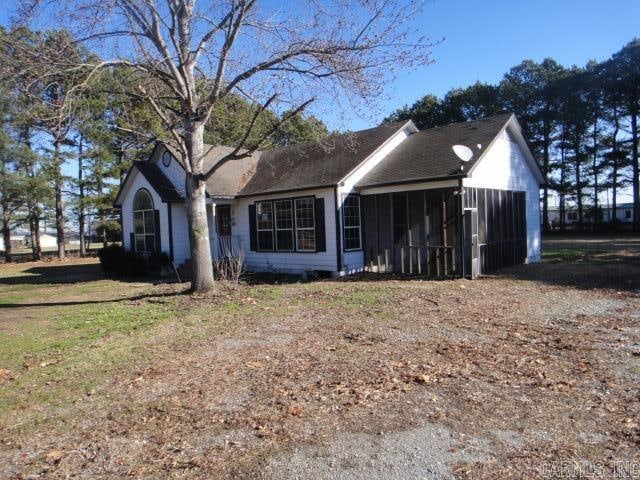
[350,0,640,130]
[2,0,638,131]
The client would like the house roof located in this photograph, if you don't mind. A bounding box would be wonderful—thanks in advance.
[115,113,538,206]
[119,161,183,204]
[161,143,260,198]
[237,122,408,196]
[356,113,516,188]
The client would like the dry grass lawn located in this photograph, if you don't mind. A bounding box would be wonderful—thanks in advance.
[0,237,639,479]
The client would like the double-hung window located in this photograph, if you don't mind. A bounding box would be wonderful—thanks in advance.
[256,201,274,250]
[343,195,362,251]
[133,189,156,253]
[294,197,316,251]
[252,196,321,252]
[274,200,294,251]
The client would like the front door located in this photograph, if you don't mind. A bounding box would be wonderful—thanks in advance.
[216,205,232,258]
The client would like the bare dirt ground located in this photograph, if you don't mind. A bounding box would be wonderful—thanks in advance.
[1,237,639,479]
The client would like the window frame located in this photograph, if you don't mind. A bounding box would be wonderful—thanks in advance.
[342,194,362,252]
[252,195,318,253]
[132,188,156,253]
[255,200,275,251]
[294,197,316,252]
[274,199,294,252]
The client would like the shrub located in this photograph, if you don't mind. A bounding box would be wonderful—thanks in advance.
[147,251,172,276]
[97,245,128,276]
[97,245,169,277]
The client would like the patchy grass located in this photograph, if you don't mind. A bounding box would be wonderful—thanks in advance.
[542,247,607,262]
[1,240,639,479]
[0,261,183,427]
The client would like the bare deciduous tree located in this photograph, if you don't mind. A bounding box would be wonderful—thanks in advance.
[18,0,432,292]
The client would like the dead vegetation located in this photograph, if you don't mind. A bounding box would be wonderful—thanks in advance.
[0,238,639,479]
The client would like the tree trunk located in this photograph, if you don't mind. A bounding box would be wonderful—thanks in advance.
[592,118,599,227]
[542,133,550,232]
[54,139,66,259]
[118,145,127,186]
[21,126,41,260]
[1,199,12,263]
[0,159,12,263]
[611,106,620,227]
[185,123,215,293]
[78,135,86,256]
[612,164,618,225]
[559,130,566,231]
[632,112,639,231]
[96,172,107,248]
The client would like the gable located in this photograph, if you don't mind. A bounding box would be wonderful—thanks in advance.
[355,113,516,189]
[113,162,183,207]
[465,122,544,190]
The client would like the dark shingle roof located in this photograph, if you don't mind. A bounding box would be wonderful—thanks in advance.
[134,162,183,202]
[356,114,514,188]
[238,122,408,196]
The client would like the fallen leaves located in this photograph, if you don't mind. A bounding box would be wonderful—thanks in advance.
[45,449,63,465]
[0,368,14,381]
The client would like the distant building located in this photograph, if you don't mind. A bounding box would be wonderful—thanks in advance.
[548,203,634,227]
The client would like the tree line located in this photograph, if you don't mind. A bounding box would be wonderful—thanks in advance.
[386,40,640,232]
[0,27,329,263]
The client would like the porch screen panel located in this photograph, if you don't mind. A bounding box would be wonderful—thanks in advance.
[477,188,528,274]
[376,194,392,255]
[361,195,379,263]
[408,190,425,246]
[392,194,408,244]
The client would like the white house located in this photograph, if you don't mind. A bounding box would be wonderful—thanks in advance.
[114,114,543,278]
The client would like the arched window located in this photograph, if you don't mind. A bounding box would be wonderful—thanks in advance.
[133,189,156,252]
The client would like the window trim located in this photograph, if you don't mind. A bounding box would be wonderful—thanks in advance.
[133,188,156,253]
[342,194,362,252]
[255,200,275,251]
[252,195,318,253]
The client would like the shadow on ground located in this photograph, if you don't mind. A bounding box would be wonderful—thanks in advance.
[0,263,105,285]
[498,251,640,291]
[0,291,187,309]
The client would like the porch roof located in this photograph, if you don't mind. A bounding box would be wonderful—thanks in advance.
[355,113,514,188]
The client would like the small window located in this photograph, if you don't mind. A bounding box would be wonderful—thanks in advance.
[274,200,294,251]
[133,189,156,253]
[295,197,316,251]
[625,210,631,220]
[256,201,274,250]
[567,212,578,221]
[343,195,362,251]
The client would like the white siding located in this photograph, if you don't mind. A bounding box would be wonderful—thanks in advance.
[151,147,186,196]
[234,188,338,274]
[170,203,191,265]
[464,128,542,263]
[120,170,171,257]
